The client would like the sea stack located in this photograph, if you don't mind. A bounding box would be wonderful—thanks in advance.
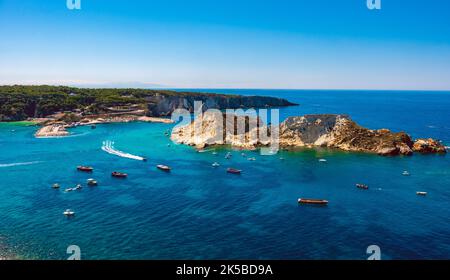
[171,112,447,156]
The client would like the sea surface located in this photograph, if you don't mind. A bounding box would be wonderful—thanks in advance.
[1,90,449,260]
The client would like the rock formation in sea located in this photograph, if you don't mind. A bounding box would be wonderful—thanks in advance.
[171,112,447,156]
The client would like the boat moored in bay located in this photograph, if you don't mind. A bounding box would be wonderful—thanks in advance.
[112,172,128,178]
[227,168,242,175]
[157,165,171,172]
[87,179,98,186]
[63,209,75,216]
[298,198,329,205]
[356,184,369,190]
[77,166,93,172]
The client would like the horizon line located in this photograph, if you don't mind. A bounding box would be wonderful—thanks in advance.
[1,84,450,92]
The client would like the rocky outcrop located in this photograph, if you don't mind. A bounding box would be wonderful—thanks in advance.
[412,138,447,154]
[35,124,69,138]
[171,113,446,156]
[145,94,297,117]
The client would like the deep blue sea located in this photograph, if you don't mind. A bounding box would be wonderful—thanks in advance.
[1,90,449,260]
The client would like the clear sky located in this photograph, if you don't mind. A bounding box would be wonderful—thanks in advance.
[1,0,450,90]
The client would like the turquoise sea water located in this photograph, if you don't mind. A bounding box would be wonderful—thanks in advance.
[1,90,449,260]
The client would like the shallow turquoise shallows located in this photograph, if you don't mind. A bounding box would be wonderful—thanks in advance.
[1,90,450,260]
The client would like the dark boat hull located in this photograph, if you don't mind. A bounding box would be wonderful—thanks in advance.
[227,168,242,175]
[77,166,93,172]
[112,172,127,178]
[298,198,329,205]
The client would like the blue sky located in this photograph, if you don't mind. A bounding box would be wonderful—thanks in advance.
[1,0,450,90]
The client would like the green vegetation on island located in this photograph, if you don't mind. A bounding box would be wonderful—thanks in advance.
[0,85,296,121]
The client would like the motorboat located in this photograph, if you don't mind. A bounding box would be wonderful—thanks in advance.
[87,179,98,186]
[52,183,60,189]
[112,172,128,178]
[157,165,171,172]
[319,159,327,163]
[63,209,75,216]
[212,162,220,167]
[77,166,93,172]
[227,168,242,175]
[402,171,410,176]
[64,188,74,192]
[417,191,427,196]
[247,157,256,161]
[356,184,369,190]
[74,184,82,190]
[298,198,329,205]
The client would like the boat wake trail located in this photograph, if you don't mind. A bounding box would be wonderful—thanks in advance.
[0,161,42,168]
[101,140,146,161]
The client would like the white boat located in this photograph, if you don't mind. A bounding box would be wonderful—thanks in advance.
[402,171,410,176]
[87,179,98,186]
[52,183,60,189]
[212,162,220,167]
[279,157,285,160]
[247,157,256,161]
[225,152,232,159]
[74,184,82,190]
[64,188,73,192]
[212,152,218,155]
[417,191,427,196]
[63,209,75,216]
[319,159,327,162]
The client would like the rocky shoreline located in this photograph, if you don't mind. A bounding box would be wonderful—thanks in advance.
[35,114,174,138]
[171,112,447,156]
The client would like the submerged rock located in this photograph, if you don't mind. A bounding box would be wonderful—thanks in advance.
[171,113,446,156]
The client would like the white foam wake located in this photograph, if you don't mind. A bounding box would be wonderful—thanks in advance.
[0,161,42,168]
[101,140,146,161]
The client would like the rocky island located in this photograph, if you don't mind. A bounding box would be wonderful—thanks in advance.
[171,112,447,156]
[0,85,295,137]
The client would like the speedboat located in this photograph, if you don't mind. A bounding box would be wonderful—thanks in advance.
[87,179,98,186]
[63,209,75,216]
[247,157,256,161]
[112,172,128,178]
[64,188,74,192]
[356,184,369,190]
[227,168,242,175]
[319,159,327,163]
[74,184,82,190]
[402,171,410,176]
[417,191,427,196]
[52,183,60,189]
[212,162,220,167]
[298,198,329,205]
[77,166,93,172]
[157,165,171,172]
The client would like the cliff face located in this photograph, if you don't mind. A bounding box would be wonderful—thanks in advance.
[171,112,447,156]
[145,94,296,117]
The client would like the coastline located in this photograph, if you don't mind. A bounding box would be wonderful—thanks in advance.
[34,115,174,138]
